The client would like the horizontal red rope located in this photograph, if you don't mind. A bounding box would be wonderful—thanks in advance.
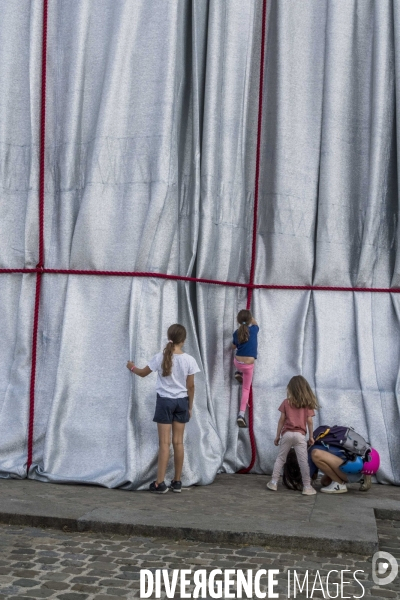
[1,267,400,293]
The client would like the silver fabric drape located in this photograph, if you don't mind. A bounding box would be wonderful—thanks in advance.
[0,0,399,488]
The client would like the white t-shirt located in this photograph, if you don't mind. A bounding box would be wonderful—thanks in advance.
[147,352,200,399]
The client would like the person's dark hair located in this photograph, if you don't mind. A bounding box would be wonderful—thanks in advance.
[161,324,186,377]
[287,375,318,410]
[237,309,252,344]
[282,448,303,491]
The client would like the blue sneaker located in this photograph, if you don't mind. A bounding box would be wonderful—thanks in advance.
[170,480,182,493]
[149,481,168,494]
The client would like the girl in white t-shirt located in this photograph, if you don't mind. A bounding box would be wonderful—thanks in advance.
[127,324,200,494]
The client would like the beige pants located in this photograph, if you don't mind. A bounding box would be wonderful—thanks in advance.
[271,431,311,488]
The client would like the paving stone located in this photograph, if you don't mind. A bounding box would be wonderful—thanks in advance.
[13,578,41,587]
[71,583,100,593]
[61,567,85,574]
[18,590,55,598]
[115,572,138,581]
[119,566,141,573]
[42,580,70,590]
[40,572,70,582]
[36,557,59,565]
[12,589,54,598]
[11,562,38,569]
[70,576,100,584]
[56,594,89,600]
[12,570,40,578]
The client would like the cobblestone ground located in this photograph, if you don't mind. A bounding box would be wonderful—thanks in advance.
[0,520,398,600]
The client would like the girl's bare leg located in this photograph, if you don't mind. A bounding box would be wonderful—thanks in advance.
[157,424,172,484]
[172,421,185,481]
[311,450,348,484]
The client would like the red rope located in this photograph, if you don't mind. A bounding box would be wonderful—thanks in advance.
[38,0,48,269]
[2,268,400,293]
[27,0,48,474]
[27,272,42,473]
[239,0,268,475]
[246,0,267,311]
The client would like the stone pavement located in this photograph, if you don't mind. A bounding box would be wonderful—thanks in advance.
[0,476,400,555]
[0,519,399,599]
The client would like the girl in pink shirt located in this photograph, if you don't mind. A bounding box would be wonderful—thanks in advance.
[267,375,318,495]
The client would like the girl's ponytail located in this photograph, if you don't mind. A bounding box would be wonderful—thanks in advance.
[162,341,175,377]
[161,324,187,377]
[237,309,252,344]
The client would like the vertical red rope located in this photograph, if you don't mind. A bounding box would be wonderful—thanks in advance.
[27,0,48,474]
[38,0,48,269]
[27,272,43,472]
[239,0,267,474]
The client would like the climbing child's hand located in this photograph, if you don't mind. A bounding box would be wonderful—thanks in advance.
[126,361,135,372]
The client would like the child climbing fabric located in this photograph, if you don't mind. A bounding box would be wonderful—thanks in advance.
[232,309,259,428]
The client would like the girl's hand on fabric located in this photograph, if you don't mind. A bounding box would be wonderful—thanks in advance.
[274,437,280,446]
[308,437,314,446]
[126,361,135,372]
[188,409,192,420]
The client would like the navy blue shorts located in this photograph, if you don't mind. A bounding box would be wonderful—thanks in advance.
[153,394,190,424]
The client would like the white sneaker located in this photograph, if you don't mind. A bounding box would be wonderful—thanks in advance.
[266,480,277,491]
[302,486,317,496]
[320,481,348,494]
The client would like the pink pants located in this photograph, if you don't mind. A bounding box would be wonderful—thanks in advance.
[271,431,311,488]
[234,358,254,412]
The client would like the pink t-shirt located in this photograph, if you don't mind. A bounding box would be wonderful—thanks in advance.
[279,398,315,436]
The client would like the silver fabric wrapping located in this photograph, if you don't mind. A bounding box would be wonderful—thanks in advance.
[0,0,399,487]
